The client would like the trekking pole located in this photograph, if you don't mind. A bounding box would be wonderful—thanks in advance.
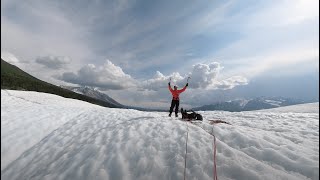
[187,76,191,83]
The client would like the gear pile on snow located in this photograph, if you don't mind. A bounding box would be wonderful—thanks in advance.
[181,108,203,120]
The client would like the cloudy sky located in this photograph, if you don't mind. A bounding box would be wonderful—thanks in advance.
[1,0,319,109]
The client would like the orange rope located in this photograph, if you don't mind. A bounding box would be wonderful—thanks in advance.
[183,121,189,180]
[212,132,218,180]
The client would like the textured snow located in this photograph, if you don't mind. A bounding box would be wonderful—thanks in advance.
[1,90,319,180]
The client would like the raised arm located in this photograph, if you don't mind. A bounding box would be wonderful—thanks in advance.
[168,82,173,93]
[177,83,188,93]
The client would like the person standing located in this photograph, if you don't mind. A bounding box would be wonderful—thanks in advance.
[168,82,188,117]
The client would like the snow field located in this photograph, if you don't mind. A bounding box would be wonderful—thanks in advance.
[1,90,319,180]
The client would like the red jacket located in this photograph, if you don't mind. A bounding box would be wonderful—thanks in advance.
[168,85,187,100]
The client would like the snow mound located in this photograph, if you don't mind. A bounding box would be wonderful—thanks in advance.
[1,90,319,180]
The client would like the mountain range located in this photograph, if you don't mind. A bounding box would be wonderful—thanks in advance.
[62,86,308,112]
[60,85,124,108]
[192,97,308,112]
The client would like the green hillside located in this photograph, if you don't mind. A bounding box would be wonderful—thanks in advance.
[1,59,121,108]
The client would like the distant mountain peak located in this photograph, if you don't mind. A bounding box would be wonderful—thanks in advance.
[61,85,123,108]
[81,85,97,91]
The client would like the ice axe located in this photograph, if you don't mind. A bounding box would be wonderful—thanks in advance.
[187,76,191,83]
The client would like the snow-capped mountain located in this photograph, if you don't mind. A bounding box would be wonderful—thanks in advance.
[193,97,307,112]
[61,85,124,108]
[1,90,318,180]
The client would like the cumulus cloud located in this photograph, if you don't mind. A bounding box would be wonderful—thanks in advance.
[215,76,248,90]
[141,62,247,91]
[140,71,184,90]
[58,60,247,94]
[36,56,71,69]
[59,60,136,90]
[188,62,223,89]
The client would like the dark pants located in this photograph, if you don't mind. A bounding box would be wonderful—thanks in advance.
[169,100,180,115]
